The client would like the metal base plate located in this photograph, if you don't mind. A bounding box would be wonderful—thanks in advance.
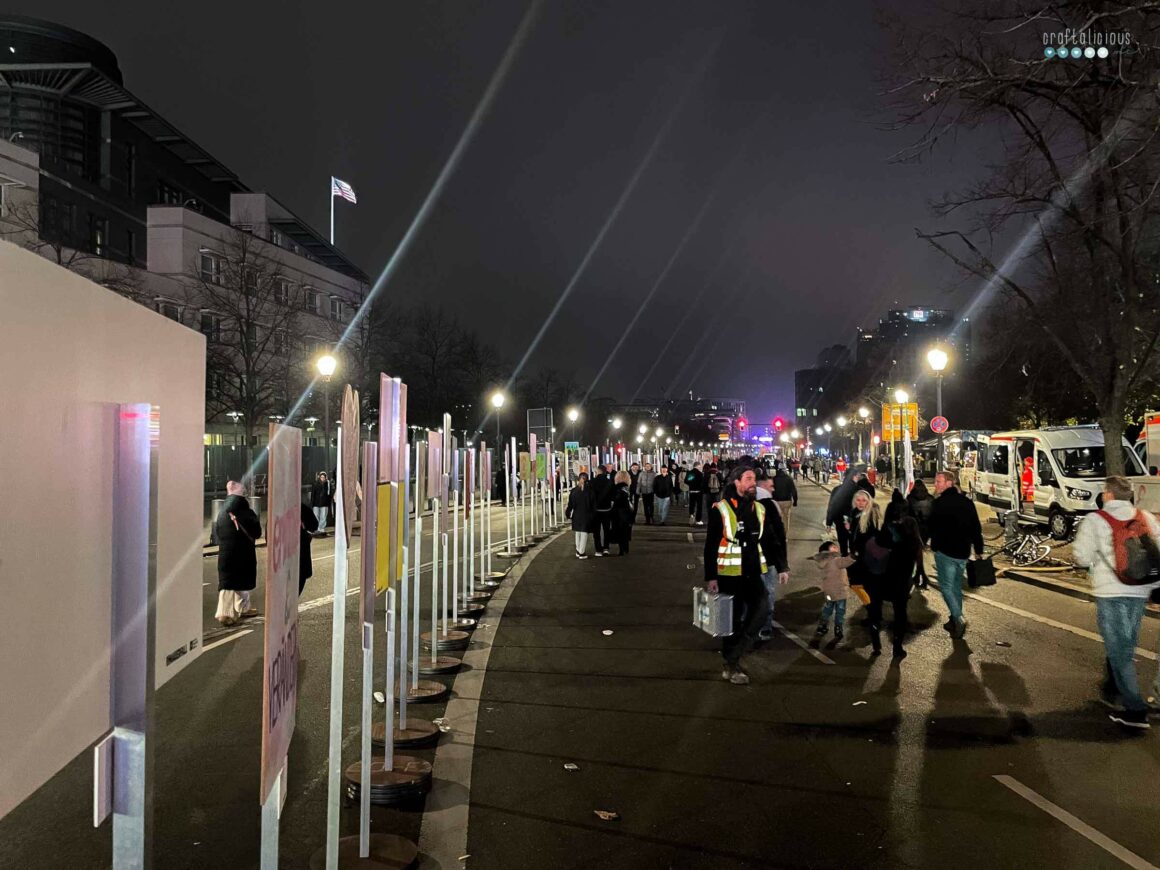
[478,578,502,589]
[496,548,526,557]
[477,570,507,580]
[464,590,492,602]
[372,718,442,748]
[420,629,470,650]
[309,833,418,869]
[441,617,477,631]
[457,603,486,619]
[406,679,450,703]
[417,655,461,674]
[344,755,433,805]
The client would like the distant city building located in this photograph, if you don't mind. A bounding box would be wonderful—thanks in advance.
[0,16,368,472]
[855,306,970,386]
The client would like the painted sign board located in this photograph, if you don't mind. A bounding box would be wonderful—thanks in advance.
[261,423,302,802]
[340,385,360,541]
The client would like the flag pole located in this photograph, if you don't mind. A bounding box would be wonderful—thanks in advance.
[329,177,334,245]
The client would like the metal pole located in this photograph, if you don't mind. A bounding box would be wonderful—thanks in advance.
[411,443,422,689]
[431,489,439,665]
[329,177,334,245]
[384,587,396,760]
[451,489,459,625]
[323,378,331,475]
[936,373,945,470]
[323,437,347,869]
[400,452,410,729]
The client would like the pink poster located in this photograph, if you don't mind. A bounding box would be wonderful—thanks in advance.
[378,374,397,484]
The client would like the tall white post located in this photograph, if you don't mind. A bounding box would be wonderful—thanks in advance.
[411,443,422,689]
[430,483,439,666]
[451,489,459,624]
[384,588,396,761]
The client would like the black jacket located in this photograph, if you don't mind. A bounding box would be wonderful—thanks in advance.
[906,490,933,541]
[589,473,614,512]
[653,473,674,498]
[772,471,798,505]
[310,478,333,508]
[685,468,704,491]
[825,471,861,526]
[704,485,788,580]
[928,487,984,559]
[611,484,635,542]
[216,495,262,591]
[300,503,318,594]
[566,485,594,532]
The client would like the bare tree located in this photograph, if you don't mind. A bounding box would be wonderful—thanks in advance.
[886,1,1160,473]
[188,228,303,461]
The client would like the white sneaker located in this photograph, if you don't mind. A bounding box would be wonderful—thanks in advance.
[576,553,588,560]
[594,551,604,558]
[729,669,750,686]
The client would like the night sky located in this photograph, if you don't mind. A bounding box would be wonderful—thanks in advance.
[14,1,995,422]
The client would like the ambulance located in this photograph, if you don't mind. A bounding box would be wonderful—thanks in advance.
[973,425,1155,539]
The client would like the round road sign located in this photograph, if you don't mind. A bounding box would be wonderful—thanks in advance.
[931,416,949,434]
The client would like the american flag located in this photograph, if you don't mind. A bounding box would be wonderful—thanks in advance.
[331,177,357,203]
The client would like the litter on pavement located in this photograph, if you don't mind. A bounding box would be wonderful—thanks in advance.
[594,810,620,821]
[602,630,614,636]
[852,700,868,706]
[373,691,385,704]
[563,763,579,771]
[996,640,1012,647]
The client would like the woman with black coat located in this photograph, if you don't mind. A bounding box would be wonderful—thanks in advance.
[866,516,924,658]
[610,470,636,555]
[905,478,934,587]
[299,502,319,594]
[214,480,262,626]
[884,489,909,525]
[566,472,594,559]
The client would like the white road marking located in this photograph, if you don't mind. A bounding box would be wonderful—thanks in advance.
[994,775,1159,870]
[202,629,254,652]
[959,589,1157,661]
[771,620,835,665]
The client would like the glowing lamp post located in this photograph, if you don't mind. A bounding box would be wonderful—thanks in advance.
[490,390,505,444]
[315,353,337,471]
[928,347,949,468]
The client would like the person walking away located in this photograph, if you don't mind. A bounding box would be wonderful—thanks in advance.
[875,453,890,486]
[884,488,908,525]
[299,502,318,595]
[588,466,615,556]
[629,462,641,513]
[653,465,675,525]
[686,463,705,525]
[1073,476,1160,729]
[812,456,824,482]
[637,462,657,524]
[812,542,854,639]
[825,470,865,556]
[566,471,594,559]
[677,464,689,507]
[704,466,787,684]
[215,480,262,626]
[869,516,923,658]
[906,478,934,588]
[610,470,635,555]
[754,468,790,641]
[310,471,333,537]
[772,465,798,535]
[705,463,723,508]
[928,470,984,639]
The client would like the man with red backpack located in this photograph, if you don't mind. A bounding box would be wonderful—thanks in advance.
[1073,476,1160,729]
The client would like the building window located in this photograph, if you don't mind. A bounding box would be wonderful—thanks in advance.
[271,227,285,247]
[200,252,223,285]
[156,181,183,205]
[329,296,343,321]
[303,287,319,314]
[206,371,223,398]
[274,328,289,356]
[87,213,107,256]
[242,267,258,294]
[124,143,136,198]
[155,299,182,323]
[200,311,222,342]
[273,278,290,306]
[125,229,136,263]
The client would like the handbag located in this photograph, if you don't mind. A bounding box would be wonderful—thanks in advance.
[848,584,871,605]
[967,556,997,588]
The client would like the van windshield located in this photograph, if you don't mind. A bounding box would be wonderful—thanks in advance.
[1051,446,1145,479]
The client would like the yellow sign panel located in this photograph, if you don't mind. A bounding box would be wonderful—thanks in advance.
[881,403,919,441]
[375,482,394,593]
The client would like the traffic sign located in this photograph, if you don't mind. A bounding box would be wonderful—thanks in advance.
[931,416,949,434]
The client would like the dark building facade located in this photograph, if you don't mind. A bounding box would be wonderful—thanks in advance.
[0,16,246,268]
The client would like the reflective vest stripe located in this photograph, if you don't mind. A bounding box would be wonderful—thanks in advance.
[716,499,767,576]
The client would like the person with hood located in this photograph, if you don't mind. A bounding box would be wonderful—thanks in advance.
[215,480,262,626]
[653,465,675,524]
[884,489,909,525]
[754,467,790,641]
[704,465,789,684]
[610,470,635,555]
[685,463,706,525]
[866,515,924,658]
[588,465,615,556]
[636,462,658,524]
[825,470,865,556]
[565,471,594,559]
[299,502,319,595]
[772,465,798,534]
[906,478,934,588]
[812,541,855,639]
[310,471,333,536]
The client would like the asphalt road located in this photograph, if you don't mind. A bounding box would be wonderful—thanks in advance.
[463,483,1160,870]
[3,486,1159,869]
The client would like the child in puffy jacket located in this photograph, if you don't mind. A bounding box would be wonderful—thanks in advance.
[811,542,855,639]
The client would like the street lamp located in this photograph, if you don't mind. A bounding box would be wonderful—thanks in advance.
[655,426,664,437]
[490,390,505,444]
[612,417,623,431]
[894,388,909,404]
[315,353,337,472]
[928,346,949,468]
[824,423,832,432]
[858,406,870,463]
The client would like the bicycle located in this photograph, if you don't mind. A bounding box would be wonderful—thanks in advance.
[989,527,1053,567]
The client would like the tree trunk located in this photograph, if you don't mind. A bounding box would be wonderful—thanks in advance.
[1099,411,1127,479]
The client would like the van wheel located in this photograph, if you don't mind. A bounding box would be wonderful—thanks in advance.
[1048,509,1072,540]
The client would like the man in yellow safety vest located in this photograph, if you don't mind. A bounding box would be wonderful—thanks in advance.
[704,465,790,684]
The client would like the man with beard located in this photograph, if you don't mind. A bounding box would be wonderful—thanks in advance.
[704,465,788,684]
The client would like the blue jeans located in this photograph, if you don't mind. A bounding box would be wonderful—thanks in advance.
[761,569,779,631]
[1096,597,1148,712]
[819,598,846,628]
[313,505,328,531]
[935,551,967,623]
[655,496,671,524]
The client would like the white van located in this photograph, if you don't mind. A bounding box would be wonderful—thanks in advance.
[973,425,1149,539]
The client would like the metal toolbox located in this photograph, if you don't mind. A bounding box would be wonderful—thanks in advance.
[692,587,734,637]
